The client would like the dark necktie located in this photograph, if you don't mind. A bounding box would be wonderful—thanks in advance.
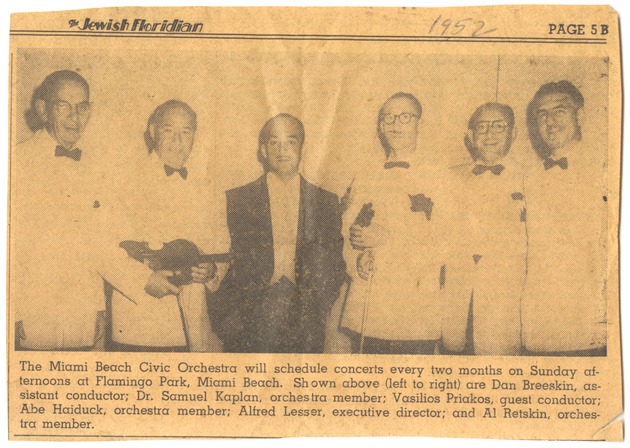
[472,164,504,176]
[55,145,82,161]
[384,161,410,170]
[544,157,568,170]
[164,165,188,180]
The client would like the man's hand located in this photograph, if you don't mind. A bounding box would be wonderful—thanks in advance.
[145,270,181,298]
[92,311,107,351]
[93,311,107,342]
[356,250,375,281]
[350,223,387,250]
[15,321,26,349]
[191,262,218,284]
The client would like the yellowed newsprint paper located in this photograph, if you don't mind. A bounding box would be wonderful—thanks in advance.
[7,4,622,442]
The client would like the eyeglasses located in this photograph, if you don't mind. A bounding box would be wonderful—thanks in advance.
[381,113,418,125]
[473,120,509,134]
[53,100,91,116]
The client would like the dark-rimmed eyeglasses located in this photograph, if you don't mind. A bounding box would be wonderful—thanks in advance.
[381,112,418,125]
[473,120,508,134]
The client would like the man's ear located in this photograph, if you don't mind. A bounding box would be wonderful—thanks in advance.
[576,107,585,129]
[466,129,474,143]
[148,123,156,142]
[504,127,517,156]
[35,99,48,123]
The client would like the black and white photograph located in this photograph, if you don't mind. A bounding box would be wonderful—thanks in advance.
[11,49,609,357]
[5,3,624,443]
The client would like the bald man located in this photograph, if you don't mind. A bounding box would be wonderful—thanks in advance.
[443,102,526,356]
[213,113,345,353]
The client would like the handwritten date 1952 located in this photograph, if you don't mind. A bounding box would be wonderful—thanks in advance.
[428,15,497,37]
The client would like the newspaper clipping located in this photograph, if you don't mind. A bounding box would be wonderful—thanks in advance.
[7,5,623,441]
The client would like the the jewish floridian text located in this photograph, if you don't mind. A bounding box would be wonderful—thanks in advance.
[13,356,605,436]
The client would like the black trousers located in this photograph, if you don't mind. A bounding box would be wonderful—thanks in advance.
[522,346,607,357]
[221,277,326,354]
[349,332,438,355]
[107,341,188,353]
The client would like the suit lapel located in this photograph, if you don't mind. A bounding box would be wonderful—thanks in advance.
[295,176,307,286]
[297,176,306,255]
[256,175,274,283]
[297,176,316,249]
[296,176,318,280]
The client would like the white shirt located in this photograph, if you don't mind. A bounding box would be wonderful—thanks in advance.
[13,130,107,349]
[267,172,301,283]
[103,151,230,348]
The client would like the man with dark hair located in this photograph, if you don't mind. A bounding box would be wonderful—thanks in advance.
[101,99,229,352]
[14,70,105,350]
[443,102,525,356]
[341,92,447,355]
[257,112,305,162]
[526,80,584,160]
[24,69,91,135]
[213,113,345,353]
[522,81,606,356]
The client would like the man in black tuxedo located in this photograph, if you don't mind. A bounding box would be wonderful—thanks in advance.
[212,113,345,353]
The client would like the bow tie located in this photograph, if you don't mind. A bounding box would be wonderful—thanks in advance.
[544,157,568,170]
[384,161,410,170]
[472,164,504,176]
[55,145,82,161]
[164,165,188,180]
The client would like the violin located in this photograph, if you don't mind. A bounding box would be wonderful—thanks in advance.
[119,239,231,286]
